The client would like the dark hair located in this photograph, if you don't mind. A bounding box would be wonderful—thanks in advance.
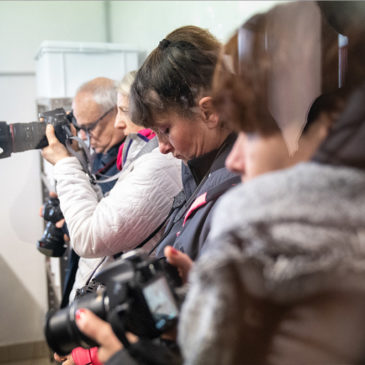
[304,92,343,133]
[130,26,221,127]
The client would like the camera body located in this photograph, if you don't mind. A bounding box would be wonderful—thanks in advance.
[37,197,66,257]
[0,108,74,159]
[45,250,183,356]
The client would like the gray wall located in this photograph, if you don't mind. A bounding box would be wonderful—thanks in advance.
[0,0,277,346]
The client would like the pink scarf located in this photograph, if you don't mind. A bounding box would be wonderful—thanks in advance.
[116,129,156,171]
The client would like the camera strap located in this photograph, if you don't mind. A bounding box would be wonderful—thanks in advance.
[93,135,159,185]
[84,256,108,287]
[65,136,97,185]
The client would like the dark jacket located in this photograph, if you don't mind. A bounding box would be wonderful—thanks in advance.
[106,340,181,365]
[92,142,123,194]
[313,82,365,170]
[153,133,240,260]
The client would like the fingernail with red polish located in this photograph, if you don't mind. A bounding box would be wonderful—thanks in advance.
[170,247,178,255]
[75,308,86,321]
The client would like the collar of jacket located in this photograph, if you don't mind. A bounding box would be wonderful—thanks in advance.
[116,129,155,170]
[183,132,237,199]
[313,82,365,170]
[93,140,124,171]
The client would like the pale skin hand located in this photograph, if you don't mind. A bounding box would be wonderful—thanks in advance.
[72,248,193,362]
[164,245,193,284]
[75,309,128,363]
[39,191,69,242]
[41,124,71,165]
[53,308,126,364]
[54,353,74,365]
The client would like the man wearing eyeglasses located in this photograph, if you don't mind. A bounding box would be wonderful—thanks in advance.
[60,77,126,307]
[72,77,125,194]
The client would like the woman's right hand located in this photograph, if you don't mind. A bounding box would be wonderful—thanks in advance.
[54,353,74,365]
[75,309,124,364]
[164,246,193,284]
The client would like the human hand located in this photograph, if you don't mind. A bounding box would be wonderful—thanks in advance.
[55,217,70,242]
[54,352,75,365]
[41,124,71,165]
[39,191,58,218]
[39,191,70,242]
[75,309,125,363]
[164,246,193,284]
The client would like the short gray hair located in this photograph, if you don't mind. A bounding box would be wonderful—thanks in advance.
[76,77,118,113]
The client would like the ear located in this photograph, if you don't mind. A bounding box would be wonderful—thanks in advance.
[315,111,335,140]
[198,96,219,128]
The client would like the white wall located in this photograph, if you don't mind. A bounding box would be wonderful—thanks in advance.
[0,75,46,345]
[0,1,107,72]
[0,0,279,347]
[0,0,107,346]
[110,1,278,54]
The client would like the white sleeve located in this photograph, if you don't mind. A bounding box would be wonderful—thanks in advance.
[54,151,181,258]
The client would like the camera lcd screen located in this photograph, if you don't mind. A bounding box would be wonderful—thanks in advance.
[142,276,179,330]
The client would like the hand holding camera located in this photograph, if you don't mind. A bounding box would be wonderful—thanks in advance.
[38,194,68,257]
[164,246,193,285]
[41,124,72,165]
[74,309,125,363]
[0,108,76,159]
[45,250,184,356]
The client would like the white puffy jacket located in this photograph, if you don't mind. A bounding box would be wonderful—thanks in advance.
[53,134,182,299]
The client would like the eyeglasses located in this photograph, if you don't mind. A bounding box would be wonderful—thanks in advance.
[73,107,115,134]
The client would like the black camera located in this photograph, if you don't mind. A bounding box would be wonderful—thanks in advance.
[45,250,183,356]
[37,197,67,257]
[0,108,75,159]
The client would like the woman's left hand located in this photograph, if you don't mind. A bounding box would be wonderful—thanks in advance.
[164,246,193,284]
[41,124,71,165]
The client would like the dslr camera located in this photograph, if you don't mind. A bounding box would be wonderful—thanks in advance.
[37,197,67,257]
[45,250,183,356]
[0,108,75,159]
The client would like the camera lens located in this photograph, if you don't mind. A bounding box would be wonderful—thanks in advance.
[45,291,108,356]
[11,121,48,151]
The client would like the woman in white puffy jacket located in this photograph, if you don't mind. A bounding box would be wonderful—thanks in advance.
[42,71,182,300]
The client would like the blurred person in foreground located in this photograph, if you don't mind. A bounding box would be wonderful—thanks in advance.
[178,1,365,364]
[73,2,365,365]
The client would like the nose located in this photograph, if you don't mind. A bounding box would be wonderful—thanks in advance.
[225,134,245,175]
[79,129,88,141]
[158,136,173,155]
[114,110,126,130]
